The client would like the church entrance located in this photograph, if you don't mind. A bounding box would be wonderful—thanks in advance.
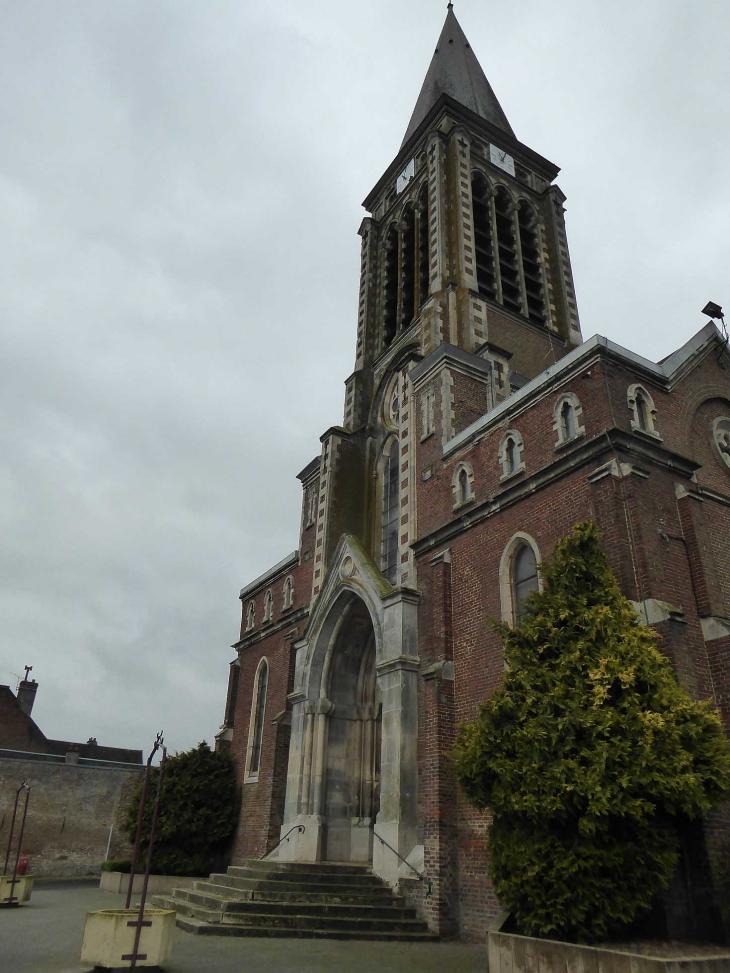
[322,598,381,862]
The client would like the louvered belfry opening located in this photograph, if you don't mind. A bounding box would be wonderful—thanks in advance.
[418,183,429,307]
[494,187,521,315]
[518,201,546,326]
[382,225,398,347]
[471,172,496,300]
[400,205,416,329]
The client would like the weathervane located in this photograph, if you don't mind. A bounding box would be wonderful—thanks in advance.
[24,665,33,682]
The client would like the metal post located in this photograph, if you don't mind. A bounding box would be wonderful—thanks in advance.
[129,746,166,970]
[3,781,28,877]
[8,787,30,904]
[125,732,162,909]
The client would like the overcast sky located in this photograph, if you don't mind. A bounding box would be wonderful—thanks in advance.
[1,1,728,758]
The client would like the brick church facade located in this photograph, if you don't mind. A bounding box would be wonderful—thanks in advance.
[217,7,730,941]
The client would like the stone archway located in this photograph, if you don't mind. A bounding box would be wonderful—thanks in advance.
[322,598,381,861]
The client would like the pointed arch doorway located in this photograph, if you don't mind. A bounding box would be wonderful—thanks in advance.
[322,596,381,861]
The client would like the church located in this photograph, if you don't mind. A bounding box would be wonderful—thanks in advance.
[216,6,730,940]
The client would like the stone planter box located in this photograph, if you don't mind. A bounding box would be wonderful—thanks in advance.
[0,875,33,905]
[488,928,730,973]
[100,871,206,895]
[80,908,175,969]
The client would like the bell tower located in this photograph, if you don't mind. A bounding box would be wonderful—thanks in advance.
[344,3,582,437]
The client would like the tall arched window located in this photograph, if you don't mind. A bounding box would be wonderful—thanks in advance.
[494,188,521,315]
[245,600,255,632]
[247,659,268,779]
[418,183,429,307]
[472,172,496,300]
[263,589,273,622]
[400,205,416,329]
[382,225,398,348]
[382,440,400,584]
[518,201,546,326]
[512,544,539,620]
[499,430,525,480]
[500,534,541,626]
[282,576,294,610]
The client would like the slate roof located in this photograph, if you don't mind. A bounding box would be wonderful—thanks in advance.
[401,6,514,147]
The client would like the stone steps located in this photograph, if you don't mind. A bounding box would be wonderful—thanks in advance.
[154,858,435,942]
[175,915,437,942]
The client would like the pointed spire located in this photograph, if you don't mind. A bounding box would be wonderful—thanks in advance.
[401,7,514,147]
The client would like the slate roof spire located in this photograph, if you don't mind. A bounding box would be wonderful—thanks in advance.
[401,6,514,147]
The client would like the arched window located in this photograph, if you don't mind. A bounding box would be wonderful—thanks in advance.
[452,461,475,508]
[263,589,273,622]
[499,430,525,480]
[282,576,294,610]
[418,183,429,307]
[400,205,416,329]
[494,188,521,315]
[499,533,542,626]
[246,659,268,779]
[471,172,496,300]
[553,392,585,447]
[512,544,539,621]
[245,600,255,632]
[382,439,400,584]
[627,384,660,438]
[518,201,546,326]
[382,225,398,348]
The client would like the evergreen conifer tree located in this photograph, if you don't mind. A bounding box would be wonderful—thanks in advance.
[126,741,241,876]
[452,522,730,942]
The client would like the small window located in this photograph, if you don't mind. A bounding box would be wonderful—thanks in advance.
[306,487,317,528]
[452,462,475,508]
[553,392,584,447]
[263,589,273,623]
[499,430,525,480]
[282,576,294,610]
[247,659,268,779]
[512,544,539,620]
[245,601,255,632]
[627,384,660,438]
[382,439,400,583]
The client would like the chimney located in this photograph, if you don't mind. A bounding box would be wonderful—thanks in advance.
[17,679,38,717]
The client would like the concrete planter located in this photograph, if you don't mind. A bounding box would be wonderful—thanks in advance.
[80,908,175,969]
[0,875,33,905]
[100,871,206,895]
[488,928,730,973]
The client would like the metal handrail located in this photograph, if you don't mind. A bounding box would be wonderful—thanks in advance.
[372,830,431,897]
[260,824,305,860]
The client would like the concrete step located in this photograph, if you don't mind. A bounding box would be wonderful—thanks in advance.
[226,865,383,887]
[204,874,395,899]
[177,915,438,942]
[243,859,371,876]
[171,887,415,921]
[219,912,430,934]
[192,879,401,906]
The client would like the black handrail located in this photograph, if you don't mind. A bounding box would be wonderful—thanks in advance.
[372,830,431,897]
[260,824,305,860]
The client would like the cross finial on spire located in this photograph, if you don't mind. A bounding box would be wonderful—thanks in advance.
[447,2,453,8]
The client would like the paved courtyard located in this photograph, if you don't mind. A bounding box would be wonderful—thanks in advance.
[1,880,485,973]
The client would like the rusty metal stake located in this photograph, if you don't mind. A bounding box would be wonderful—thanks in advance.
[125,731,163,909]
[3,781,30,906]
[127,745,167,970]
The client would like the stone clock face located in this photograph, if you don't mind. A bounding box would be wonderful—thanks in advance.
[489,143,515,177]
[396,158,415,194]
[712,416,730,469]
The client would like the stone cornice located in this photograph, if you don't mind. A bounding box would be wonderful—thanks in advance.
[232,606,310,652]
[414,428,698,555]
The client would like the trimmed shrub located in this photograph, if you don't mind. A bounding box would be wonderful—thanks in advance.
[452,521,730,942]
[125,741,240,877]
